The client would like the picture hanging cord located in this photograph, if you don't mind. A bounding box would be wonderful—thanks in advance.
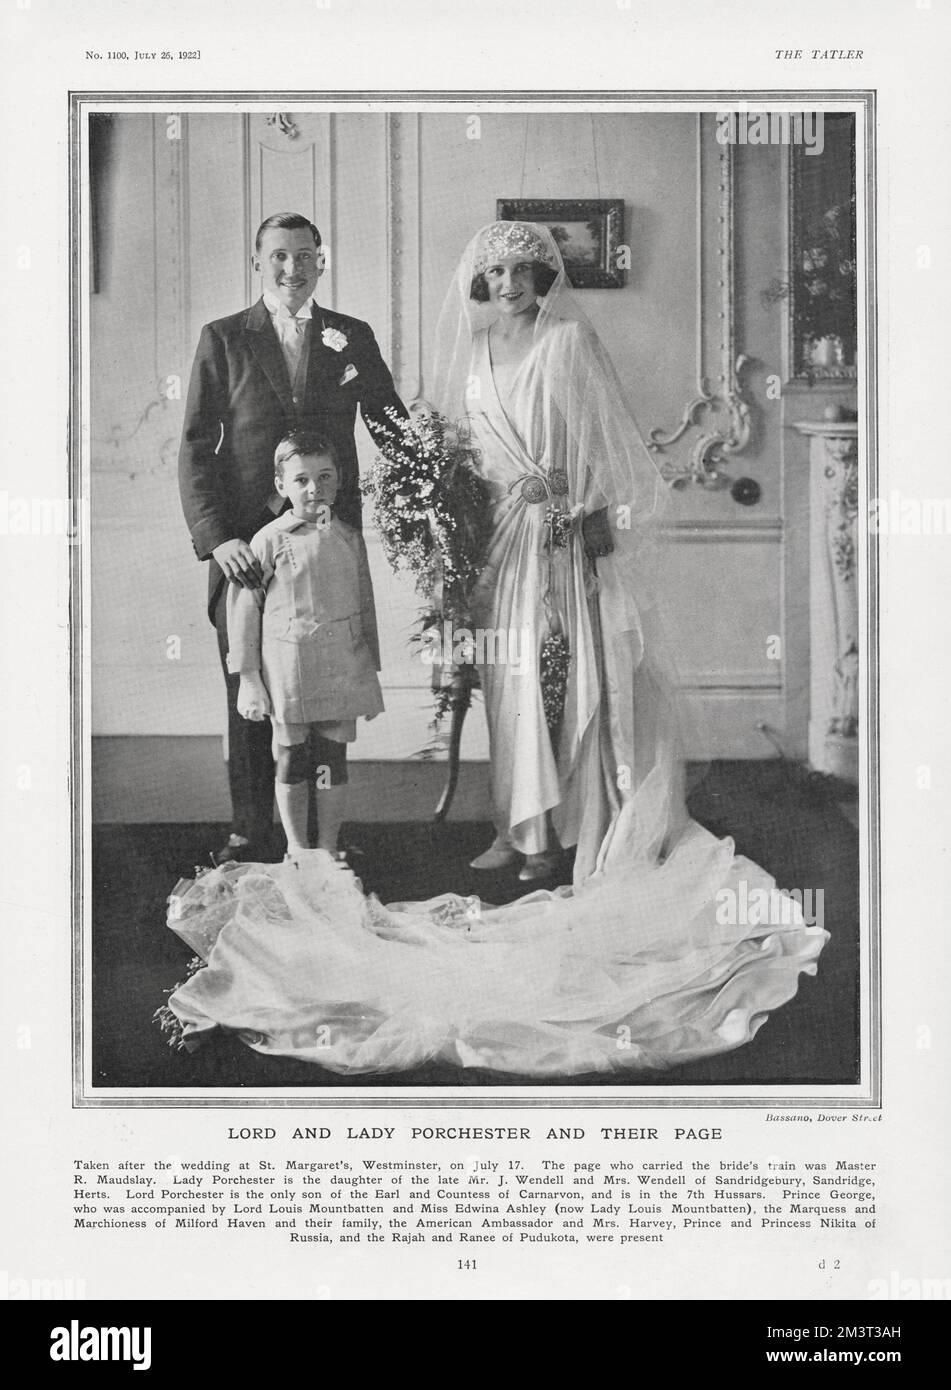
[518,114,529,196]
[590,113,602,197]
[517,115,603,196]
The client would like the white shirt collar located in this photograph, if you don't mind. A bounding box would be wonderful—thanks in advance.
[273,509,337,533]
[273,511,309,532]
[262,290,318,321]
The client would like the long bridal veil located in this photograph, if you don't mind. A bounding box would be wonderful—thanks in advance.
[433,221,698,879]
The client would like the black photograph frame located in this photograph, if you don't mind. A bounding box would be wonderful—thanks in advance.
[496,197,626,288]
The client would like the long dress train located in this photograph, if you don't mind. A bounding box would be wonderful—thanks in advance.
[166,831,826,1076]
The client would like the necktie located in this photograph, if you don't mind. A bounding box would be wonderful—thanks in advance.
[280,314,307,380]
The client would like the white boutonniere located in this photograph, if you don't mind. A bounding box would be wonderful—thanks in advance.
[322,326,348,352]
[339,363,359,386]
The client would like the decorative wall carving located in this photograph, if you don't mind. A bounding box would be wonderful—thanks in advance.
[265,114,300,140]
[648,119,752,489]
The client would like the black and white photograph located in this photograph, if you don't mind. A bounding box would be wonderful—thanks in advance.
[3,0,950,1324]
[81,99,870,1100]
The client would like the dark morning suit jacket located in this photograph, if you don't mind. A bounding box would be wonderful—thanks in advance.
[178,298,406,620]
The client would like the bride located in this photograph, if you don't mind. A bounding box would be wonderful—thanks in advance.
[437,221,682,884]
[162,223,827,1078]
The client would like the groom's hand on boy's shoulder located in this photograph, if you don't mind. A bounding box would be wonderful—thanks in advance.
[213,537,264,588]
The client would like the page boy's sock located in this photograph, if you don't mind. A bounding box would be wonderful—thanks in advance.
[315,783,348,854]
[275,780,309,850]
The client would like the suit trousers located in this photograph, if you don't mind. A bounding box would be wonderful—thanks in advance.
[214,580,276,844]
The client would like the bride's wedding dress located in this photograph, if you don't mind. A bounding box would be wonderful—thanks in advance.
[163,224,827,1077]
[167,827,826,1076]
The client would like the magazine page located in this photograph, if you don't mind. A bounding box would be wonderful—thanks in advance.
[1,0,947,1349]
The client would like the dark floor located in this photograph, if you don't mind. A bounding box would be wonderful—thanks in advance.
[91,760,861,1090]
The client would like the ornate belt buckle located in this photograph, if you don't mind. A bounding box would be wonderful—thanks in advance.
[519,476,549,505]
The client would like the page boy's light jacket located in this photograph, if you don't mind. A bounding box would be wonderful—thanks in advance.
[226,511,384,725]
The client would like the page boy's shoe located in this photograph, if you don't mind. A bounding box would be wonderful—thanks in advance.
[287,848,351,867]
[283,847,362,894]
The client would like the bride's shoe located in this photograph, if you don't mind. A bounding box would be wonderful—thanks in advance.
[469,836,520,871]
[518,851,559,882]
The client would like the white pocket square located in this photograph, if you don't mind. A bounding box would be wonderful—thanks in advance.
[339,363,359,386]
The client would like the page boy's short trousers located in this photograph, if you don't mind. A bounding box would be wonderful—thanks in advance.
[272,718,354,785]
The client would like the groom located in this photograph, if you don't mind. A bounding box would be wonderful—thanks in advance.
[179,211,407,862]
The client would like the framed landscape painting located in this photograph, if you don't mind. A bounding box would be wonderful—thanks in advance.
[496,197,626,287]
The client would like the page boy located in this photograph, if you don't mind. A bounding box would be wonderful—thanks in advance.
[227,430,383,860]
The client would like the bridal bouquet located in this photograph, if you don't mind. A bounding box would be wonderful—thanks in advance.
[365,405,493,623]
[540,632,570,738]
[366,406,495,737]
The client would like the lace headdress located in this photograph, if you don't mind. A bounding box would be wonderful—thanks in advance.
[471,220,560,273]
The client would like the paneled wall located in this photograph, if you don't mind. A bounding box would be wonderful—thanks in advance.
[90,108,834,817]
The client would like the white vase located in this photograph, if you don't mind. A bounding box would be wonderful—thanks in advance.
[808,335,844,369]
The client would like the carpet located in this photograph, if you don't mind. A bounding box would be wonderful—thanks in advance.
[90,760,861,1090]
